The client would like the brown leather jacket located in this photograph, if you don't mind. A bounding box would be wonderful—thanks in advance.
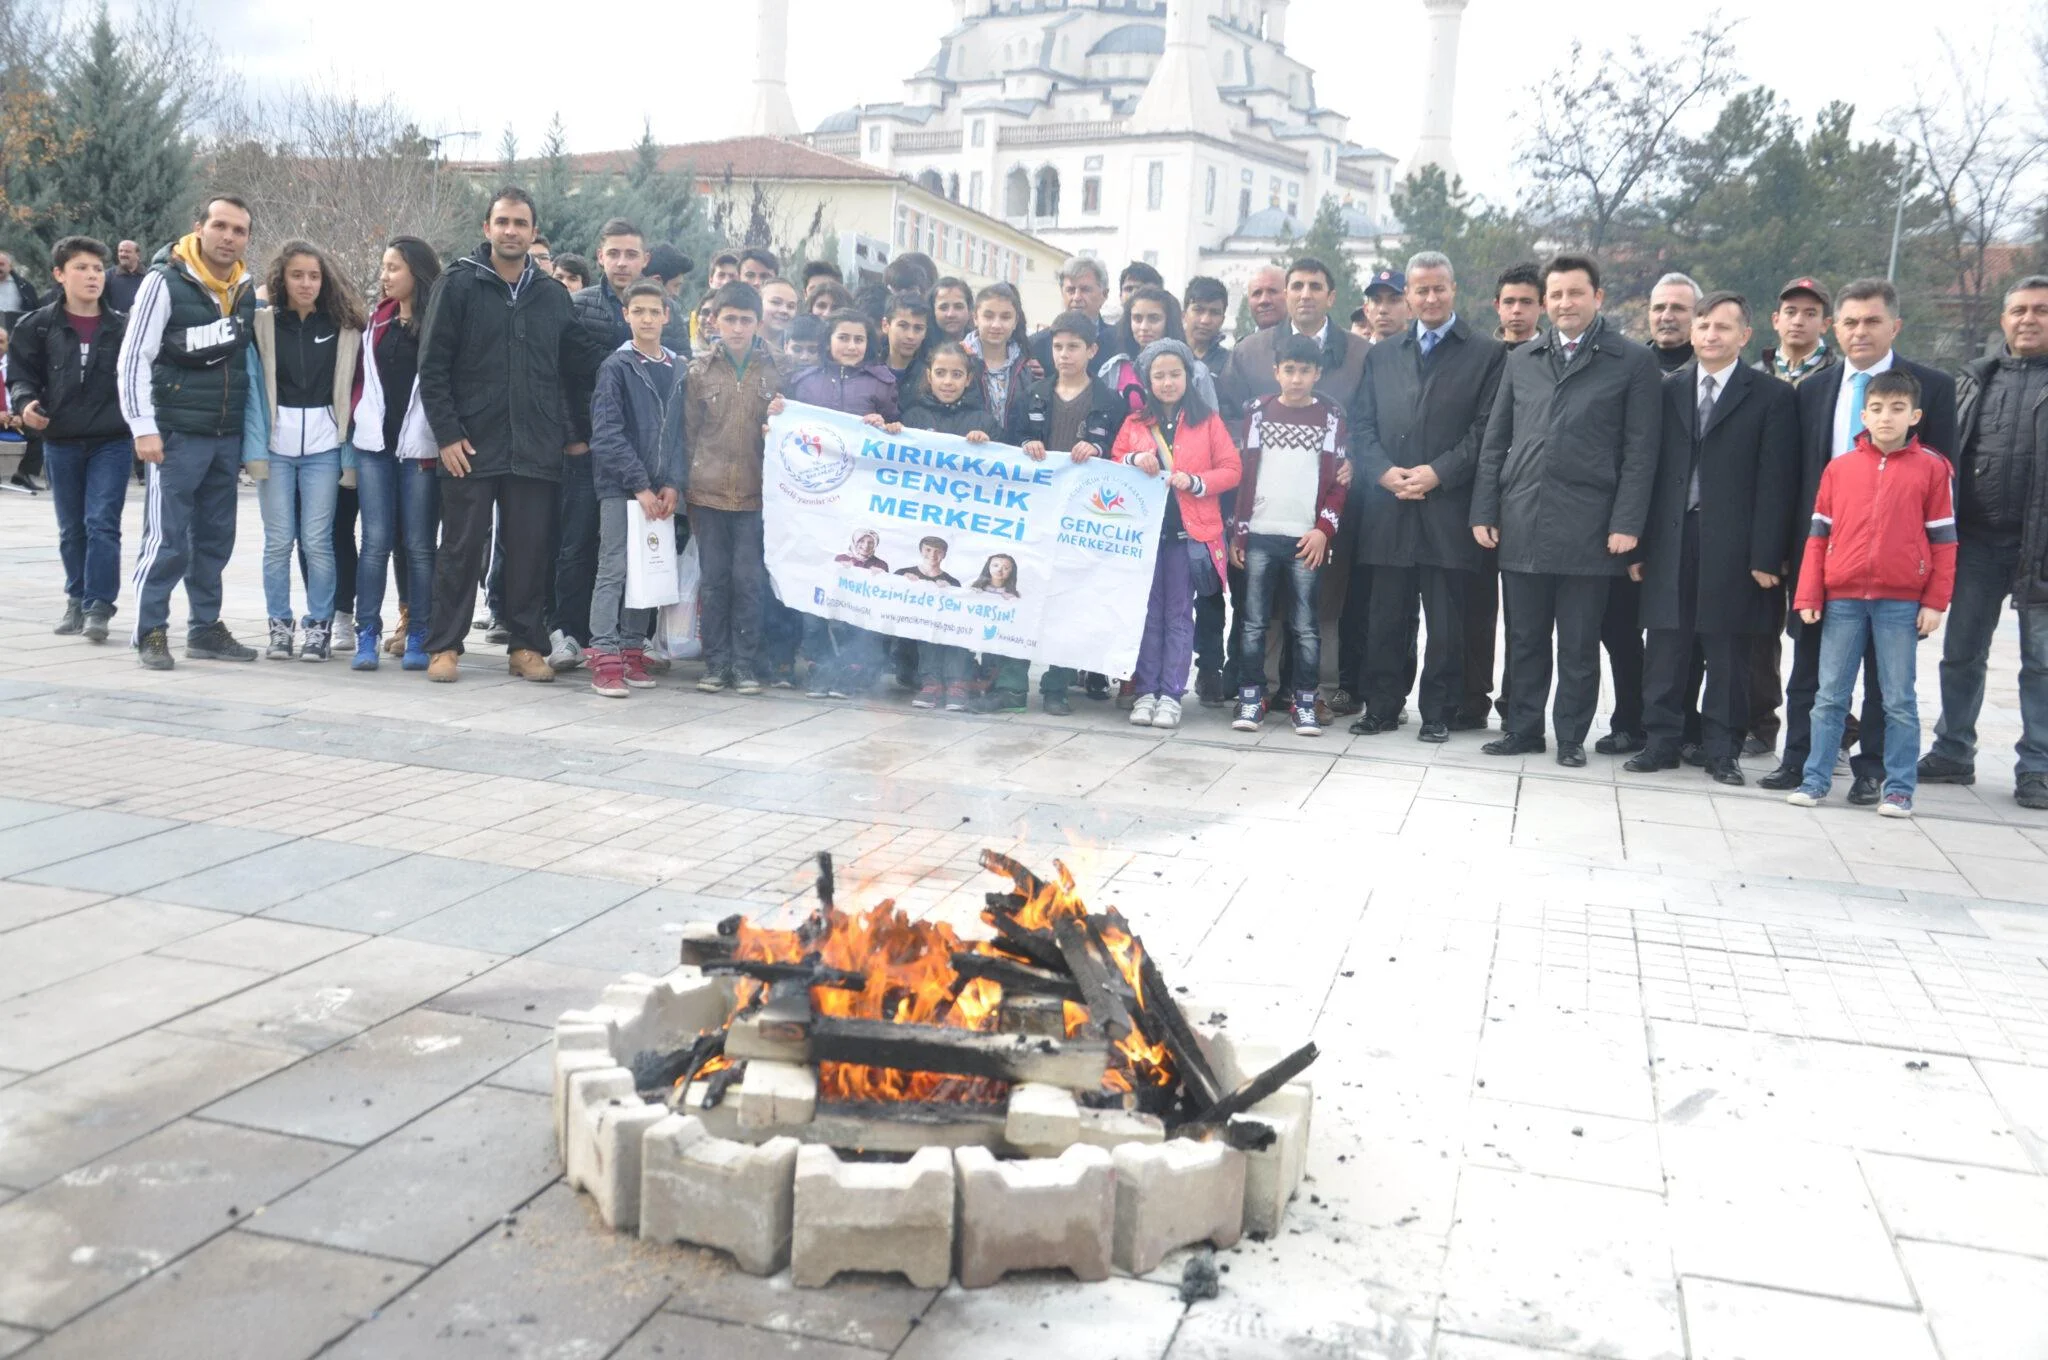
[683,339,781,512]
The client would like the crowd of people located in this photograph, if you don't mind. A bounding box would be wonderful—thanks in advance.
[15,188,2048,814]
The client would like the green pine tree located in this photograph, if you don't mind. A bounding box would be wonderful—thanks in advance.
[1276,195,1366,323]
[24,9,191,267]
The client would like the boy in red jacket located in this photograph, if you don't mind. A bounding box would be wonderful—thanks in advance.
[1786,370,1955,816]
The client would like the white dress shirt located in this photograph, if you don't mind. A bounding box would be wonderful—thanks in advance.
[1831,350,1894,458]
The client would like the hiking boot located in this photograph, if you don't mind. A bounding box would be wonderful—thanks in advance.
[944,681,971,712]
[1150,696,1183,730]
[265,617,295,660]
[300,618,333,662]
[2017,775,2048,810]
[81,604,112,644]
[351,627,380,671]
[547,629,584,672]
[54,599,83,635]
[401,625,430,671]
[589,651,629,698]
[1231,686,1266,733]
[508,648,555,682]
[913,683,942,710]
[427,650,460,682]
[621,648,656,688]
[1291,692,1321,737]
[1916,752,1976,785]
[384,604,410,657]
[137,626,174,670]
[187,621,257,661]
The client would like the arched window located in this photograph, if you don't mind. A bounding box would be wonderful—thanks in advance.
[1034,166,1061,220]
[918,169,945,196]
[947,172,961,202]
[1005,166,1032,217]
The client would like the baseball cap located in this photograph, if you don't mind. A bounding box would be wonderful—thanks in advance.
[1777,277,1831,310]
[1364,268,1405,297]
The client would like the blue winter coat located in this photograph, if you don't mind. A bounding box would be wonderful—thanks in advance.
[589,341,687,501]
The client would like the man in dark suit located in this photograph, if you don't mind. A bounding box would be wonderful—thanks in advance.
[1626,291,1800,784]
[1471,254,1662,766]
[1351,251,1508,740]
[1760,277,1959,796]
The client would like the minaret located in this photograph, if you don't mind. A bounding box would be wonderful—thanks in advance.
[1410,0,1467,176]
[1130,0,1232,139]
[748,0,801,138]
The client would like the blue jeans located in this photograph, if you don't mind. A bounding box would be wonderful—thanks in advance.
[258,450,341,623]
[133,431,242,640]
[353,454,436,635]
[1801,598,1923,799]
[400,460,439,633]
[353,449,398,634]
[1238,533,1321,697]
[44,437,132,610]
[1932,535,2048,779]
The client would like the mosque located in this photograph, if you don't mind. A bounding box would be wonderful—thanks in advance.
[752,0,1469,302]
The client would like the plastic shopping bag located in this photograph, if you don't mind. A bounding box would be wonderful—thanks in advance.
[654,535,703,659]
[624,500,681,608]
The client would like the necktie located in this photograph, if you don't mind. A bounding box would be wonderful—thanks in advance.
[1690,374,1715,510]
[1562,337,1579,365]
[1697,374,1717,438]
[1419,328,1437,357]
[1847,370,1871,450]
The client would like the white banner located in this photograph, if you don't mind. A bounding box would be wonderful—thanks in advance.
[763,401,1168,676]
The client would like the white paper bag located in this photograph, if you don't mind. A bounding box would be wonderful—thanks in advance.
[624,500,680,608]
[655,535,703,659]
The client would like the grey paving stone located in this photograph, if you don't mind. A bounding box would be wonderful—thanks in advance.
[141,839,406,914]
[527,886,763,974]
[19,1229,420,1360]
[0,954,270,1073]
[1900,1239,2048,1360]
[426,955,619,1027]
[321,1181,681,1360]
[618,1312,887,1359]
[0,1030,296,1188]
[893,1276,1184,1360]
[0,1117,348,1329]
[163,935,504,1055]
[0,882,106,933]
[483,1045,553,1095]
[0,1323,34,1358]
[0,898,236,1000]
[247,1086,558,1265]
[661,1245,936,1350]
[200,1008,547,1145]
[0,797,66,832]
[0,809,182,878]
[151,918,368,974]
[260,853,524,933]
[393,869,646,954]
[14,823,290,897]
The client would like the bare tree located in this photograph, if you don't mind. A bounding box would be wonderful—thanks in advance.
[1515,18,1741,251]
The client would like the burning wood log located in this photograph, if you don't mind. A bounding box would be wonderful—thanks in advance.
[979,849,1049,899]
[702,959,867,990]
[1185,1041,1319,1129]
[982,904,1068,973]
[1088,911,1225,1112]
[949,952,1082,1002]
[1052,918,1134,1042]
[807,1016,1111,1091]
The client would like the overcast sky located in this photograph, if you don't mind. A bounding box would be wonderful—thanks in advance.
[141,0,2027,208]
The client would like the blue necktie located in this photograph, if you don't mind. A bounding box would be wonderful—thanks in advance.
[1847,370,1871,451]
[1419,328,1437,357]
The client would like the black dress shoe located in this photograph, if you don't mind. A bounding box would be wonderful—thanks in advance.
[1848,775,1882,806]
[1680,742,1707,768]
[1348,712,1398,736]
[1556,742,1588,768]
[1624,745,1682,773]
[1417,720,1450,743]
[1742,735,1774,758]
[1448,712,1490,731]
[1706,757,1746,786]
[1916,752,1976,785]
[1482,733,1546,756]
[1594,730,1646,756]
[1758,764,1804,791]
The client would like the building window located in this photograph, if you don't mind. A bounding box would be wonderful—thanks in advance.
[1287,180,1300,213]
[867,126,881,152]
[1238,188,1252,224]
[1083,176,1102,214]
[1005,167,1031,217]
[971,120,986,148]
[947,173,960,202]
[1085,155,1103,171]
[1383,169,1393,193]
[1034,167,1061,219]
[897,205,913,248]
[1146,161,1164,210]
[1323,148,1333,174]
[969,171,984,209]
[1268,175,1281,208]
[1204,166,1217,217]
[1241,168,1254,184]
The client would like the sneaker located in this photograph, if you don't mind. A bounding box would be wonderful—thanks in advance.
[621,648,656,688]
[1785,787,1825,807]
[806,664,835,699]
[1327,689,1364,718]
[988,689,1029,714]
[733,671,764,696]
[913,683,942,710]
[547,629,584,672]
[1129,694,1160,726]
[482,616,511,645]
[2017,775,2048,810]
[697,670,731,693]
[54,600,83,636]
[1042,689,1072,716]
[137,626,174,670]
[351,627,380,671]
[1084,674,1111,701]
[265,617,295,660]
[402,625,431,671]
[1291,692,1321,737]
[81,604,111,644]
[1150,696,1183,730]
[1916,752,1976,785]
[1231,686,1266,733]
[945,682,971,713]
[187,621,257,662]
[589,651,629,698]
[300,618,333,662]
[1877,793,1914,819]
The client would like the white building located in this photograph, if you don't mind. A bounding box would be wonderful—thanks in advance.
[789,0,1463,307]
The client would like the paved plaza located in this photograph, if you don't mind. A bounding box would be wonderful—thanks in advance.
[0,486,2045,1360]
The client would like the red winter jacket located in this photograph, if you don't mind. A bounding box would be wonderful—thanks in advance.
[1111,408,1242,580]
[1794,435,1957,613]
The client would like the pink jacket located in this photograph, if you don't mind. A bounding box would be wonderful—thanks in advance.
[1111,409,1243,579]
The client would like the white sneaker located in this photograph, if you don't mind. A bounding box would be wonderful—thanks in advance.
[1129,694,1159,726]
[1785,789,1822,807]
[547,629,584,672]
[1150,696,1182,730]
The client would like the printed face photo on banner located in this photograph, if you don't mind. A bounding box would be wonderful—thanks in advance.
[763,402,1167,676]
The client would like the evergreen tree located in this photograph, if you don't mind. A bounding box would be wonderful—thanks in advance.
[24,10,190,265]
[1392,166,1540,305]
[1276,195,1366,324]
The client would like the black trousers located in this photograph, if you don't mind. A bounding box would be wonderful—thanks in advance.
[1643,514,1749,760]
[1783,619,1887,779]
[1337,560,1374,696]
[1748,586,1788,743]
[1600,572,1646,736]
[427,473,557,656]
[1367,564,1467,724]
[1502,571,1610,744]
[1460,548,1507,722]
[1195,560,1249,691]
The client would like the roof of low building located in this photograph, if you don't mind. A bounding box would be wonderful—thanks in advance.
[539,136,900,183]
